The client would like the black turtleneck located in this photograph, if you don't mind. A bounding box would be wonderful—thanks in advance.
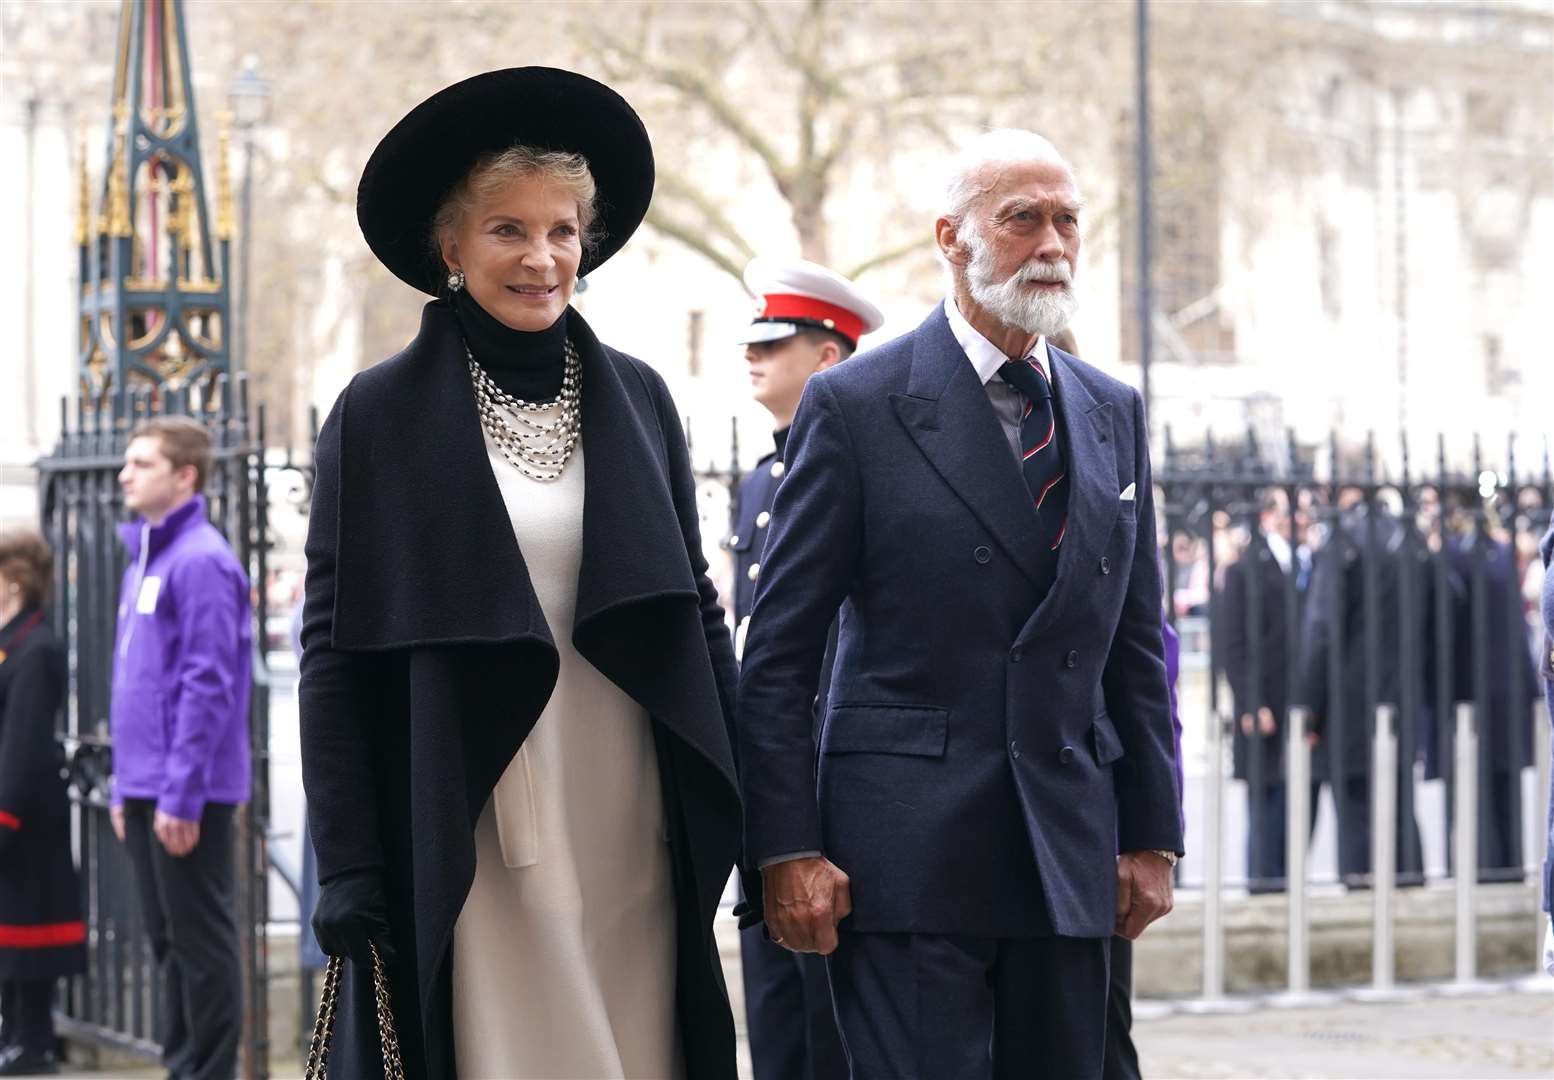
[772,426,791,460]
[451,289,568,402]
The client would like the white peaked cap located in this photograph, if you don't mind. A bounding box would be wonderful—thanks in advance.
[736,256,885,348]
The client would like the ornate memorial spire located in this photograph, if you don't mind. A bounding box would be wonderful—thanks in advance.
[77,0,232,414]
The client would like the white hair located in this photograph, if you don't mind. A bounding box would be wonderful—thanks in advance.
[942,128,1084,224]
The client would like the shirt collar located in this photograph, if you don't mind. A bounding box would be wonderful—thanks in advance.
[944,295,1050,386]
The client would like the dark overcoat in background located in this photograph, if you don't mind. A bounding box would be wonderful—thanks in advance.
[1298,507,1434,778]
[1219,536,1304,783]
[1422,536,1537,779]
[0,614,87,981]
[299,301,744,1079]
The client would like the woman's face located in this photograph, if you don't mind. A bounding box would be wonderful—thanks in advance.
[440,174,583,331]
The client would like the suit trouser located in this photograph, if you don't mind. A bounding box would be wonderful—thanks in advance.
[1101,937,1139,1080]
[740,920,848,1080]
[826,930,1110,1079]
[0,979,54,1056]
[1246,781,1322,892]
[122,800,241,1080]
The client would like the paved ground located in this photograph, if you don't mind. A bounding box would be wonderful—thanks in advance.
[1133,987,1554,1080]
[51,986,1553,1079]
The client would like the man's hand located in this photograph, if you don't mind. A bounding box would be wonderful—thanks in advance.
[760,856,852,955]
[154,811,200,857]
[1240,707,1277,737]
[109,805,126,842]
[1115,850,1174,940]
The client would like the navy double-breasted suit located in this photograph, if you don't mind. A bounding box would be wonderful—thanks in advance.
[737,304,1183,942]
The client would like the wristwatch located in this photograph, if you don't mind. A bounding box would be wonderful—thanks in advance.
[1148,849,1179,868]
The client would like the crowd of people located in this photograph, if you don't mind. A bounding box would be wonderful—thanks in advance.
[0,64,1550,1080]
[1194,486,1544,892]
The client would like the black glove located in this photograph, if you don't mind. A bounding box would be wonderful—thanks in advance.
[312,868,395,964]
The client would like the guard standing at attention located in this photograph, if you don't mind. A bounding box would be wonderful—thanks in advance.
[728,256,882,1080]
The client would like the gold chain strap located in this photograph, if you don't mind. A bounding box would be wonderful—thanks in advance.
[302,944,405,1079]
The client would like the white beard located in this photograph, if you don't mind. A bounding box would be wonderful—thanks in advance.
[963,223,1079,338]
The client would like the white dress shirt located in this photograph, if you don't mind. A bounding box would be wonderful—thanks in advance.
[944,295,1050,463]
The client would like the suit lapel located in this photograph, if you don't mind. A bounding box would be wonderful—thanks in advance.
[1016,350,1119,641]
[1048,350,1118,592]
[890,305,1049,590]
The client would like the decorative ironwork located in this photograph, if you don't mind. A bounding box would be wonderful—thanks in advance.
[78,0,232,416]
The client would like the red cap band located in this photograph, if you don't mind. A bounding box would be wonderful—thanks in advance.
[757,294,865,345]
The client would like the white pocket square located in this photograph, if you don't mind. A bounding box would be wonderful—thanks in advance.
[1120,483,1136,501]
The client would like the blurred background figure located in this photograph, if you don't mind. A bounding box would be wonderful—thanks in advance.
[1429,513,1537,882]
[1539,509,1554,975]
[110,417,252,1080]
[0,528,84,1076]
[1219,489,1315,893]
[1299,489,1426,885]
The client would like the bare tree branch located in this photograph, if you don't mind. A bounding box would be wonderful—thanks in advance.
[844,237,934,281]
[584,22,795,190]
[642,206,747,282]
[655,172,758,261]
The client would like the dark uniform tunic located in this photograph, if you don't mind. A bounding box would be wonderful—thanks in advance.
[729,431,789,646]
[0,610,86,982]
[726,429,847,1080]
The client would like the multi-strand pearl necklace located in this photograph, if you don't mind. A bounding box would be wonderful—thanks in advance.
[467,339,582,482]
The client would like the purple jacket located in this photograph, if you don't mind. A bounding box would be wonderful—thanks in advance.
[110,495,252,819]
[1540,510,1553,912]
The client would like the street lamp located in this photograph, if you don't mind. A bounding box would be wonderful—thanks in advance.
[227,55,270,378]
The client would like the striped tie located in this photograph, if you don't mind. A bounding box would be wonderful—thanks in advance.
[999,357,1069,592]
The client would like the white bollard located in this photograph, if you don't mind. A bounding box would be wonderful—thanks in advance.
[1438,701,1497,997]
[1179,707,1251,1013]
[1287,706,1311,996]
[1352,705,1410,1001]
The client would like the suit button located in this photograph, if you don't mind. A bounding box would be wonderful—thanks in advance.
[1065,650,1078,668]
[756,511,771,528]
[1059,745,1076,764]
[728,535,741,547]
[1009,739,1022,759]
[1010,648,1024,663]
[747,563,761,581]
[1100,556,1111,574]
[770,461,785,479]
[974,545,991,564]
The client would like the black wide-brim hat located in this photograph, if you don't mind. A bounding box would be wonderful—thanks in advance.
[357,67,654,295]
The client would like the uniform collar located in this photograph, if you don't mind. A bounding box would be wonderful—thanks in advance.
[944,294,1049,385]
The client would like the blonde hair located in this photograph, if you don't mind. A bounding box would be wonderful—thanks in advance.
[431,145,602,263]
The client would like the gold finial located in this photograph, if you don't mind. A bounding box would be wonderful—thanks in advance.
[74,133,92,247]
[214,113,235,242]
[105,119,132,238]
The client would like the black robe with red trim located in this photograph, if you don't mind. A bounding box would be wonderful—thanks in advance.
[0,610,86,980]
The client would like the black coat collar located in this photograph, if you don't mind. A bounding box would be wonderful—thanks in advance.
[330,301,698,655]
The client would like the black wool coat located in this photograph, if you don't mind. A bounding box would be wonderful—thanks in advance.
[1218,537,1307,782]
[299,301,743,1079]
[0,612,87,981]
[1298,508,1435,780]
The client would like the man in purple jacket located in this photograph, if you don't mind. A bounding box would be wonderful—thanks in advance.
[110,416,251,1080]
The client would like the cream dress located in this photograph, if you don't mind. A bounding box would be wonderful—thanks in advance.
[452,417,683,1079]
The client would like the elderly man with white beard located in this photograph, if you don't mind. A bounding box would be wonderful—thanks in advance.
[735,129,1183,1078]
